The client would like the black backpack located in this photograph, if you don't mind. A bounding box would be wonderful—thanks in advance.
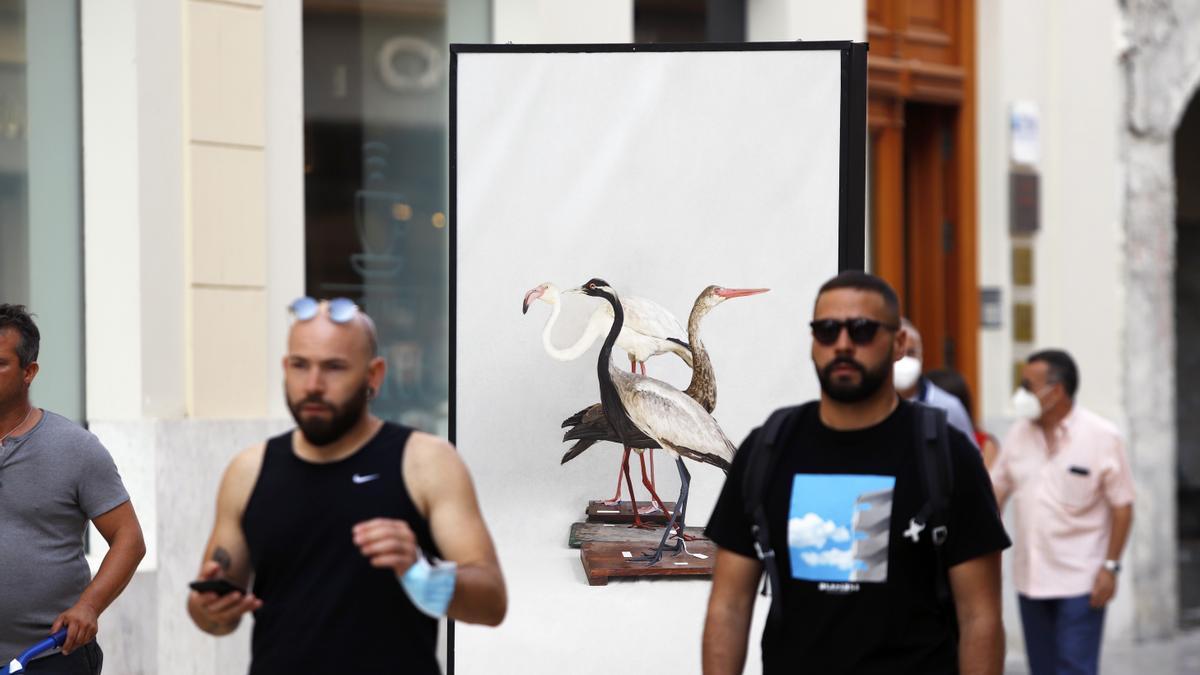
[741,401,955,634]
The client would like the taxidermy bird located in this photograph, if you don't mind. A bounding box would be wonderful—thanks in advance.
[523,281,691,513]
[559,284,768,525]
[578,277,739,564]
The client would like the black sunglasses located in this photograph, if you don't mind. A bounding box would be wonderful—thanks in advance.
[809,318,899,346]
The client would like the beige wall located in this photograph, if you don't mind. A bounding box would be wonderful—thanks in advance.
[186,0,269,418]
[748,0,865,42]
[976,0,1124,427]
[493,0,633,43]
[84,0,302,422]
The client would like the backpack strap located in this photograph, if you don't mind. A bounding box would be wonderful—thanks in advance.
[910,403,955,613]
[741,403,810,629]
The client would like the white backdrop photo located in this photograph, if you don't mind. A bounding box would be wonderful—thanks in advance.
[450,43,865,674]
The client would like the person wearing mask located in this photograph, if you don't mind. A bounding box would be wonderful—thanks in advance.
[990,349,1134,675]
[893,318,977,446]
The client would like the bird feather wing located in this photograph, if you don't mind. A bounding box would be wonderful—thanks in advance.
[611,370,736,469]
[600,295,688,342]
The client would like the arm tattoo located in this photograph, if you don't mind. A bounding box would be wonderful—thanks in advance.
[212,547,232,573]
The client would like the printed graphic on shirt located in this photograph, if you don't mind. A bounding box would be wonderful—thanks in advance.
[787,474,895,583]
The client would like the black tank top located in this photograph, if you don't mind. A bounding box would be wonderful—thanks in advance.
[242,422,442,674]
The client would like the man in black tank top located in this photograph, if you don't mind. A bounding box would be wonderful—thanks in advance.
[185,299,506,674]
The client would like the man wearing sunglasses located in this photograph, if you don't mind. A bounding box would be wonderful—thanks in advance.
[187,298,506,674]
[990,350,1134,675]
[703,272,1009,674]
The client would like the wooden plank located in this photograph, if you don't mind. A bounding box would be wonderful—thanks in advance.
[568,521,707,549]
[585,500,675,524]
[580,541,716,586]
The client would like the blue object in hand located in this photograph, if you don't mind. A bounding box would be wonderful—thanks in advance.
[399,555,457,619]
[1,628,69,674]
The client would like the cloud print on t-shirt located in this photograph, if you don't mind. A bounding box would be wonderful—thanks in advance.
[788,513,852,549]
[800,546,857,570]
[787,473,896,583]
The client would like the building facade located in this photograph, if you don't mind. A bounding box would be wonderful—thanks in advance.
[2,0,1196,671]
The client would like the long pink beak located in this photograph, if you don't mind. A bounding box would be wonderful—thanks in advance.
[522,287,543,314]
[716,287,770,299]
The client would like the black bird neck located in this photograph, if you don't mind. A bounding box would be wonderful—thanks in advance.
[595,290,641,441]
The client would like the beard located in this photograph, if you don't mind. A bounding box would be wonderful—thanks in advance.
[816,354,892,403]
[287,384,370,446]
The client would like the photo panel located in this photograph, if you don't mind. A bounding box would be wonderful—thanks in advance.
[451,42,865,674]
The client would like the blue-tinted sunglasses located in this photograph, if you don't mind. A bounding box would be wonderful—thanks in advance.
[288,297,359,324]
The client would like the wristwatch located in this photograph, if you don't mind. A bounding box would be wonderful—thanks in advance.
[1103,559,1121,574]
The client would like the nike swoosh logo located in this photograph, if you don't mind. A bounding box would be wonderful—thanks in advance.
[352,473,380,484]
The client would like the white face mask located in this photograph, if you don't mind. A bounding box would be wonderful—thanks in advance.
[1011,387,1043,420]
[893,356,922,391]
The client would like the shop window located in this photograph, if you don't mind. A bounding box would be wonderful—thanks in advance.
[0,0,85,422]
[302,0,485,435]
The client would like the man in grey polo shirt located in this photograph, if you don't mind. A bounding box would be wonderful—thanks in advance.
[894,317,979,446]
[0,305,145,674]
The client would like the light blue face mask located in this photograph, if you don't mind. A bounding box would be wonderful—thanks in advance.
[399,555,457,619]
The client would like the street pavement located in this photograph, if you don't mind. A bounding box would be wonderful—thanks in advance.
[1004,629,1200,673]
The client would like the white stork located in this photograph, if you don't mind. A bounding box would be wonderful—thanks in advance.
[578,277,738,564]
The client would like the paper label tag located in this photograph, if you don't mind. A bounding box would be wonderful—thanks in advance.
[692,553,709,560]
[673,562,689,566]
[621,551,632,558]
[596,510,619,514]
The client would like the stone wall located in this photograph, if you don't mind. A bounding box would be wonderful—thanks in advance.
[1120,0,1200,640]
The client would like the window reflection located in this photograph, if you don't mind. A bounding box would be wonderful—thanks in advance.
[0,0,84,422]
[303,1,452,435]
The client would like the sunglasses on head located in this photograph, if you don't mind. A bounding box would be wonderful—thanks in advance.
[809,318,898,346]
[289,297,359,324]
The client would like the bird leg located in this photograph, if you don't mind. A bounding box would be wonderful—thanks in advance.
[602,461,624,505]
[636,360,659,491]
[631,458,689,565]
[636,451,670,516]
[671,463,698,542]
[621,447,653,529]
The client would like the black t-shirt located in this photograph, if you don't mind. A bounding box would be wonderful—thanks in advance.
[705,400,1010,674]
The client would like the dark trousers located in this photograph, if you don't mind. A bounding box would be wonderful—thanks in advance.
[1018,594,1106,675]
[20,642,103,675]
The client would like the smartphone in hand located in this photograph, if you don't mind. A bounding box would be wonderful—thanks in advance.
[189,579,246,596]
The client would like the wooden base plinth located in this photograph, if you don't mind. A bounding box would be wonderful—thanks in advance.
[568,521,707,549]
[585,500,675,524]
[580,540,716,586]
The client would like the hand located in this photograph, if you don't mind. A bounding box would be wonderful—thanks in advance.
[1090,568,1117,608]
[51,601,99,655]
[189,561,261,635]
[353,518,418,575]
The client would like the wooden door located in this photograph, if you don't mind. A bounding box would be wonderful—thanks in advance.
[867,0,978,408]
[904,104,965,370]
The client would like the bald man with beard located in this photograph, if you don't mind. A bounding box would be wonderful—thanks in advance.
[187,299,505,674]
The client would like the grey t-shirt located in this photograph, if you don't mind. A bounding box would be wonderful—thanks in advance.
[0,410,130,659]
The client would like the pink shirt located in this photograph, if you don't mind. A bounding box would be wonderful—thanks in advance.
[990,405,1135,598]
